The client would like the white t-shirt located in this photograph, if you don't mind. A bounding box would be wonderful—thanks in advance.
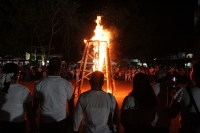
[73,90,116,133]
[151,83,171,127]
[121,95,136,110]
[34,76,73,123]
[121,95,157,126]
[0,84,32,122]
[179,86,200,122]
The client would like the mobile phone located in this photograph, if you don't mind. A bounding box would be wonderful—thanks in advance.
[172,77,176,82]
[172,77,176,87]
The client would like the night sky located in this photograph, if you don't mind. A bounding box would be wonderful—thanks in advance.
[0,0,198,63]
[80,0,197,60]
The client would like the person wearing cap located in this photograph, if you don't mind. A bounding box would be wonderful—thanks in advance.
[151,70,171,133]
[73,71,120,133]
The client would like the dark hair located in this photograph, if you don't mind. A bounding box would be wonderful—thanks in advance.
[90,71,104,86]
[48,57,61,72]
[154,70,165,83]
[190,61,200,85]
[2,63,19,93]
[130,73,158,108]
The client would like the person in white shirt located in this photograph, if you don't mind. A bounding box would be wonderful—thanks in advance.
[0,63,38,133]
[73,71,120,133]
[125,70,128,81]
[33,57,74,133]
[168,61,200,133]
[127,69,131,82]
[151,70,171,133]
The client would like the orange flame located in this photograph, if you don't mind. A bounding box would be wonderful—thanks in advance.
[85,16,111,93]
[91,16,110,43]
[107,88,111,93]
[91,16,110,72]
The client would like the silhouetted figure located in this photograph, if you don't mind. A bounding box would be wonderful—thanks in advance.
[168,61,200,133]
[151,70,171,133]
[73,71,120,133]
[33,57,74,133]
[176,67,190,87]
[0,63,38,133]
[120,72,158,133]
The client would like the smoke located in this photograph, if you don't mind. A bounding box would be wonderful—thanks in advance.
[106,26,119,41]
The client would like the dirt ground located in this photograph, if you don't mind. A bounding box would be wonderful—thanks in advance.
[19,79,180,133]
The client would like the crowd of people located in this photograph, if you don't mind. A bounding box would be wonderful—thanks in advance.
[113,65,191,84]
[5,61,191,86]
[0,57,200,133]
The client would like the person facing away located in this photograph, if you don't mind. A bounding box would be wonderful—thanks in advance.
[120,72,158,133]
[33,57,74,133]
[0,63,38,133]
[168,60,200,133]
[151,70,171,133]
[176,66,190,87]
[73,71,120,133]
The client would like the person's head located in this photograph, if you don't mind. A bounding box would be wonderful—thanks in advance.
[149,67,154,74]
[131,72,158,108]
[190,61,200,85]
[1,63,19,93]
[48,57,61,75]
[90,71,104,90]
[178,67,186,75]
[154,70,165,83]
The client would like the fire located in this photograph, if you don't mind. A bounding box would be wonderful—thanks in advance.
[107,88,111,93]
[91,16,110,72]
[91,16,110,43]
[88,16,111,93]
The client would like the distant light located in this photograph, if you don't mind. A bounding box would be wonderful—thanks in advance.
[143,63,147,67]
[154,58,157,60]
[185,62,191,67]
[137,63,142,66]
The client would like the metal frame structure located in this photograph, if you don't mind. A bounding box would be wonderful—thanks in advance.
[74,40,116,97]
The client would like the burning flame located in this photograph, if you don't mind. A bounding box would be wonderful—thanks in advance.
[107,88,111,93]
[91,16,110,72]
[91,16,110,43]
[89,16,111,93]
